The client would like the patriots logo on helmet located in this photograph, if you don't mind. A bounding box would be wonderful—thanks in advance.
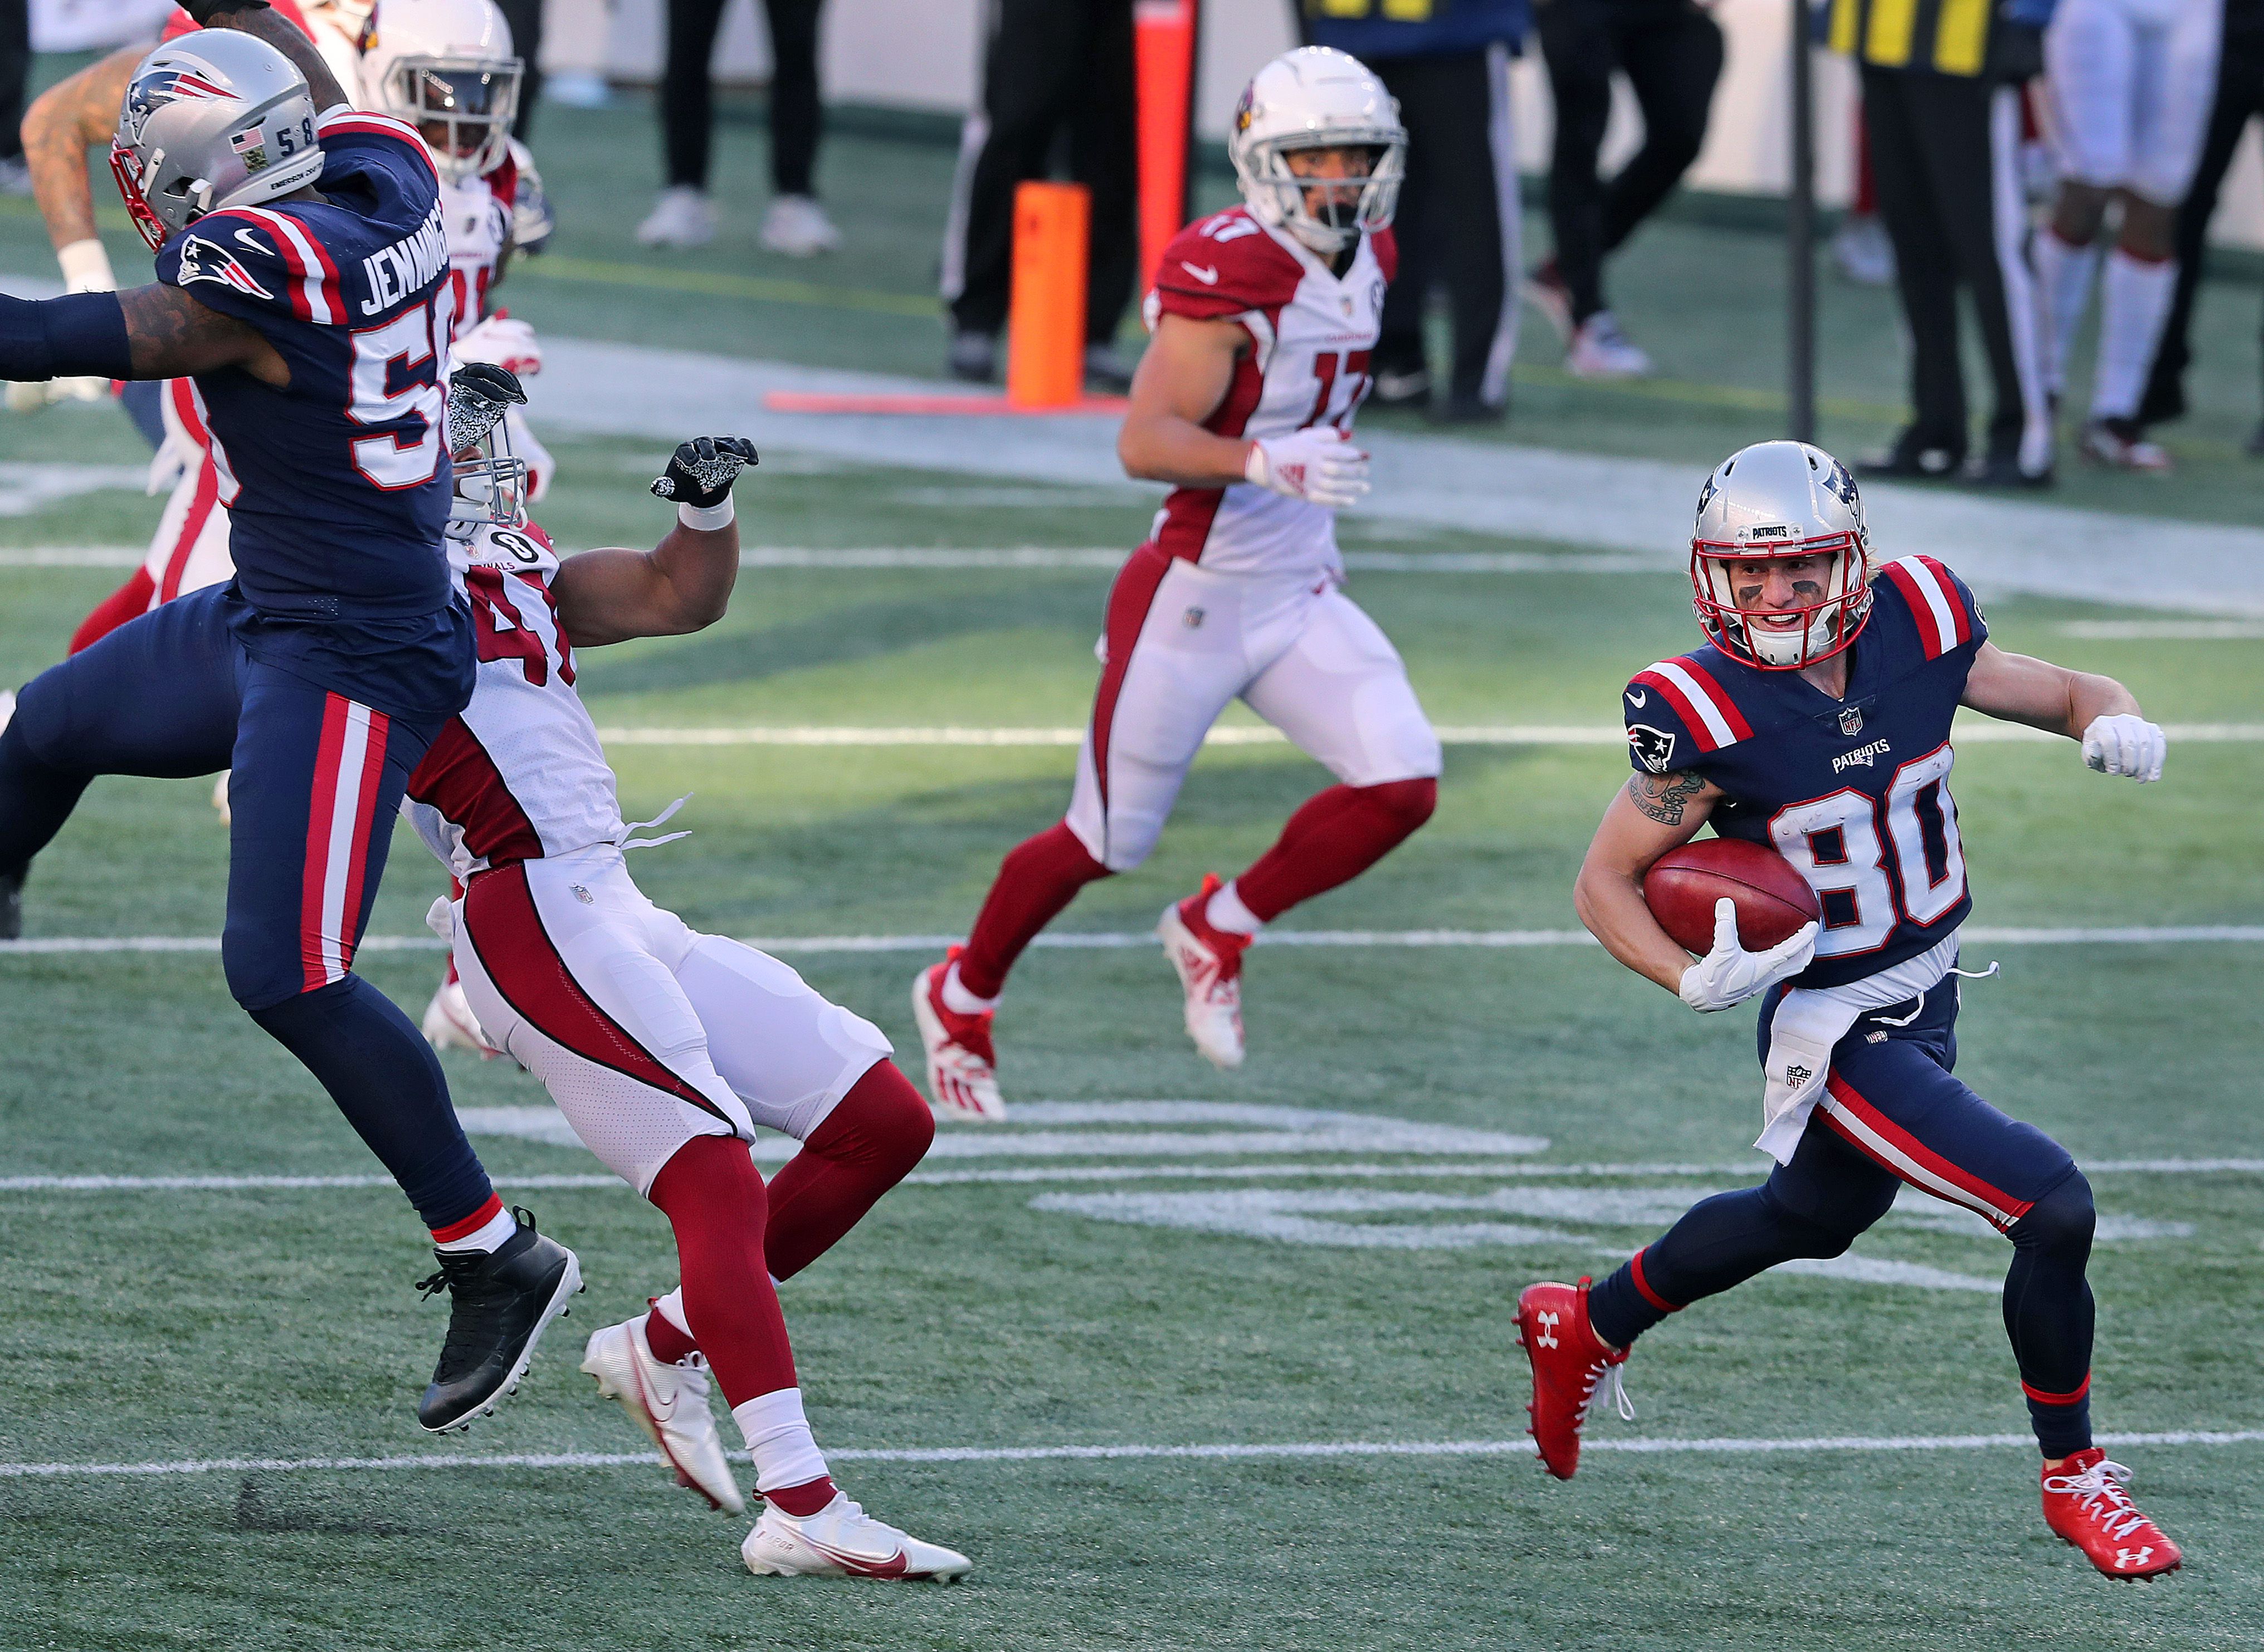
[123,68,237,140]
[175,233,275,301]
[1695,471,1719,515]
[1820,458,1860,509]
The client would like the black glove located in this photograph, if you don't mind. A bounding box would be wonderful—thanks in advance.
[443,363,526,454]
[1987,17,2045,83]
[180,0,271,22]
[651,437,759,509]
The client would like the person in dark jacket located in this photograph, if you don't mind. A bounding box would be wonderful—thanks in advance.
[1304,0,1530,421]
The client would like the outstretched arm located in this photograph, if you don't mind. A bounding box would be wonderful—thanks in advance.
[21,45,142,261]
[1961,639,2164,780]
[2,282,281,386]
[550,439,759,646]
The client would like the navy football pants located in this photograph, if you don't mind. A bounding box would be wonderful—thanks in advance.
[0,585,497,1237]
[1587,978,2098,1457]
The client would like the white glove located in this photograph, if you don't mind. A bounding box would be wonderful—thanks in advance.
[1678,898,1819,1014]
[453,314,542,379]
[1243,426,1370,509]
[2081,713,2164,783]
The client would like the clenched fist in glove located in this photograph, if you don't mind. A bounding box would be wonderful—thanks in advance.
[1679,898,1819,1014]
[1244,426,1370,509]
[453,313,541,379]
[651,437,760,509]
[2081,714,2165,783]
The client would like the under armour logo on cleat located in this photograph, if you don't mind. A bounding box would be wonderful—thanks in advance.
[2116,1548,2153,1570]
[1534,1310,1560,1350]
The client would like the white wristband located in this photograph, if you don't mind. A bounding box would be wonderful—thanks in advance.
[57,238,116,295]
[677,497,735,531]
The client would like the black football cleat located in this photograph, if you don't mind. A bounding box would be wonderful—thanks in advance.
[0,864,23,942]
[416,1206,583,1434]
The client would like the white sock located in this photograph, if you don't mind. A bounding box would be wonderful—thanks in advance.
[2031,227,2100,397]
[433,1203,518,1254]
[1204,879,1263,936]
[2091,248,2178,422]
[733,1387,832,1493]
[939,959,998,1016]
[650,1287,692,1337]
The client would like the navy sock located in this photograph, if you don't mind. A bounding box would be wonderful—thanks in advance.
[2006,1172,2097,1457]
[248,977,496,1234]
[1589,1185,1866,1350]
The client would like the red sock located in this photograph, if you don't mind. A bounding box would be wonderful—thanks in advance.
[957,820,1110,999]
[765,1060,935,1282]
[646,1135,797,1409]
[643,1298,699,1364]
[767,1474,840,1517]
[69,569,156,656]
[1233,778,1437,923]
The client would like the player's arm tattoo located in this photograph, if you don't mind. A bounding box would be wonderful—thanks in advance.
[120,285,277,382]
[19,46,140,250]
[1626,769,1707,827]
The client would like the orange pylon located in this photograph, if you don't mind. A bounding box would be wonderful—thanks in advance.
[1007,180,1090,409]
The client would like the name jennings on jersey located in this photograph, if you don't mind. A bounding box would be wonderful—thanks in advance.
[1625,555,1988,991]
[358,199,448,316]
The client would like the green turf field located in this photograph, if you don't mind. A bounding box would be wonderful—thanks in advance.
[4,84,2264,1652]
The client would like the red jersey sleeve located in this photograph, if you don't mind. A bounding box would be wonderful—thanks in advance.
[1369,226,1399,285]
[1150,209,1304,322]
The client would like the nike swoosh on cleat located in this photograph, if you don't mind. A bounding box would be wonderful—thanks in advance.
[1180,262,1219,285]
[801,1536,913,1578]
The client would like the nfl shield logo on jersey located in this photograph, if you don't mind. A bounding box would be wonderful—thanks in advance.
[1838,706,1865,736]
[1628,724,1677,774]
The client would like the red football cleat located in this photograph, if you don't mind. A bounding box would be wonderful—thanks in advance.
[910,946,1006,1122]
[2042,1449,2183,1580]
[1515,1278,1632,1480]
[1157,873,1252,1070]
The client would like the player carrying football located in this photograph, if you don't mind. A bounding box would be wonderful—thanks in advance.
[0,11,577,1435]
[915,47,1442,1120]
[408,387,968,1581]
[1515,439,2183,1580]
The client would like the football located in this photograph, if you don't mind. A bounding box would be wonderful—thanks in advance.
[1642,836,1822,955]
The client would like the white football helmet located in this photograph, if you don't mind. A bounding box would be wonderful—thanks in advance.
[361,0,521,183]
[111,33,325,252]
[1228,47,1404,256]
[1690,441,1874,671]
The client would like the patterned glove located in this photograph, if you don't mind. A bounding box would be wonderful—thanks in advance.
[651,437,759,508]
[1679,899,1819,1014]
[2081,713,2166,782]
[443,363,526,455]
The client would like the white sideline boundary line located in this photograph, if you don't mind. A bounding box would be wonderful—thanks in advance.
[4,1429,2261,1480]
[8,924,2262,958]
[589,722,2264,747]
[1,1156,2253,1194]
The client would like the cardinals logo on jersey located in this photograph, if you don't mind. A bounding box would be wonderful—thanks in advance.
[175,232,276,301]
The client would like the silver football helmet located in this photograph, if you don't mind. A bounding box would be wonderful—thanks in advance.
[111,32,325,253]
[1690,441,1874,671]
[1228,47,1404,255]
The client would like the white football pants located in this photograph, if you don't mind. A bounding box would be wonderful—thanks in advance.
[1065,551,1442,873]
[450,845,893,1195]
[2045,0,2220,204]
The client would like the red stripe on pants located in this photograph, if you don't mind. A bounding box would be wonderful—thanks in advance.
[331,706,389,981]
[300,695,353,991]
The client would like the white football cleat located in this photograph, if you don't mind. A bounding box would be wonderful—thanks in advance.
[1157,876,1250,1070]
[1566,311,1654,379]
[211,770,231,827]
[911,949,1007,1122]
[422,972,501,1058]
[635,185,716,248]
[2078,418,2172,473]
[742,1492,972,1582]
[759,194,841,257]
[580,1313,745,1514]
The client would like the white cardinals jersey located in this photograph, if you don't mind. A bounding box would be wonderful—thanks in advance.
[1139,207,1396,578]
[401,520,627,879]
[441,153,518,333]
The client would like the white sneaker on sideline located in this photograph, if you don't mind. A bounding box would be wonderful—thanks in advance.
[635,186,715,249]
[581,1314,745,1513]
[211,770,231,827]
[422,972,500,1058]
[1830,214,1895,286]
[743,1491,972,1582]
[1565,311,1653,380]
[759,194,841,257]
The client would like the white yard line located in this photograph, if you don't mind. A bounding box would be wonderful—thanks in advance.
[3,1429,2260,1480]
[8,925,2260,958]
[0,1156,2252,1195]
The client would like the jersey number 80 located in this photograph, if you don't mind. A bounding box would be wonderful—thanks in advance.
[1767,742,1967,957]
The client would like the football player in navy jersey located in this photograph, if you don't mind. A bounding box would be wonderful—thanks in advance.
[1514,441,2183,1580]
[0,5,579,1436]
